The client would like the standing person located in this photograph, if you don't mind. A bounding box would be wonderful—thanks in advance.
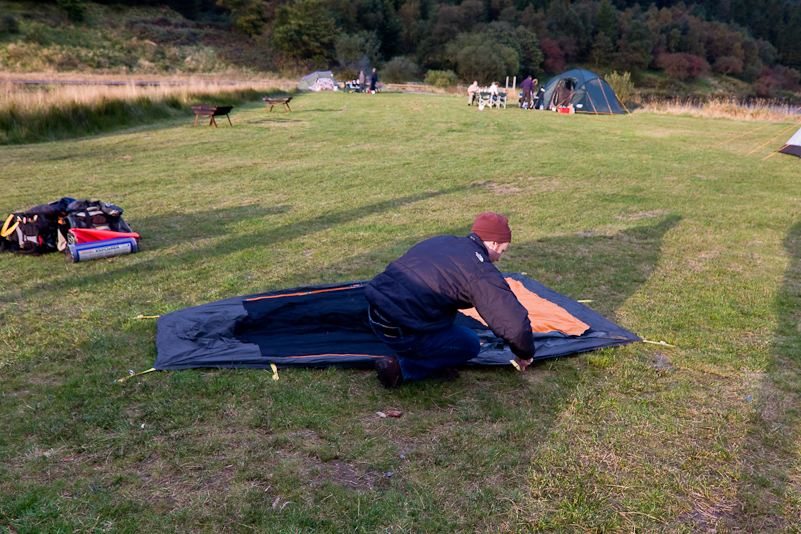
[467,80,479,105]
[358,70,365,92]
[520,76,533,109]
[532,85,546,109]
[370,68,378,93]
[365,213,536,388]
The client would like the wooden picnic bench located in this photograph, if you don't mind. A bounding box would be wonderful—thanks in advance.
[263,96,293,113]
[190,105,233,127]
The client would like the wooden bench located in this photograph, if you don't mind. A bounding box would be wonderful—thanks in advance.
[263,96,292,113]
[190,105,233,127]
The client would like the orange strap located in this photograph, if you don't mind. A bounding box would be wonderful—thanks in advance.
[246,285,359,302]
[1,214,19,238]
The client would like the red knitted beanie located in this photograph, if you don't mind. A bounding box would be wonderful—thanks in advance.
[471,212,512,243]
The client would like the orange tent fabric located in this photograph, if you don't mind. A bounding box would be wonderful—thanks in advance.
[69,228,140,243]
[460,278,589,336]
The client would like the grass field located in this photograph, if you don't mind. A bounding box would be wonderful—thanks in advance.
[1,91,800,533]
[0,80,295,145]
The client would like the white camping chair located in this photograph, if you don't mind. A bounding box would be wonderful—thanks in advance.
[497,91,507,109]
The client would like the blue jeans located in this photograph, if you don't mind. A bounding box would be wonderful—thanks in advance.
[370,322,480,381]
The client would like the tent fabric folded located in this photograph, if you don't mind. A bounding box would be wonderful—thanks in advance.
[154,273,641,370]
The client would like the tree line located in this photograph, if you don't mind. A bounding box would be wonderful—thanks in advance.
[49,0,801,95]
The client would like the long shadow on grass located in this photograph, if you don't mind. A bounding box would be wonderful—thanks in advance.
[731,221,801,531]
[7,187,465,303]
[131,187,464,255]
[0,216,682,533]
[512,214,682,317]
[184,215,682,532]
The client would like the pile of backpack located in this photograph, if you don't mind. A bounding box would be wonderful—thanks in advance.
[1,197,136,256]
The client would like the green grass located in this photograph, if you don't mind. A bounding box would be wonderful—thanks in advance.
[0,87,276,145]
[1,92,800,533]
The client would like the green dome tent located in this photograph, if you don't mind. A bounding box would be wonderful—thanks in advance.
[538,69,628,115]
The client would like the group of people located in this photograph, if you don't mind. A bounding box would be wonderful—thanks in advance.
[466,76,546,110]
[466,80,502,106]
[347,68,379,94]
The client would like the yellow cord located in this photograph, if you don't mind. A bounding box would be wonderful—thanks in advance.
[270,363,280,381]
[509,359,522,371]
[642,339,677,348]
[116,367,156,383]
[133,315,160,319]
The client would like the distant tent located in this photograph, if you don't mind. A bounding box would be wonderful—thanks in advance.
[539,69,627,115]
[298,71,338,91]
[778,127,801,158]
[154,274,641,370]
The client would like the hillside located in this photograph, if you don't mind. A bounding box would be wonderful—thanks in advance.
[0,0,800,102]
[0,1,275,75]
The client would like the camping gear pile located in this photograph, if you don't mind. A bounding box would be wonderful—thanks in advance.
[1,197,139,262]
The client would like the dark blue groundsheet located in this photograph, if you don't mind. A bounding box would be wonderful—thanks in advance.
[154,273,641,370]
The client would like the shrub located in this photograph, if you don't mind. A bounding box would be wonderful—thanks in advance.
[24,22,49,45]
[272,0,338,60]
[337,69,358,82]
[713,56,744,76]
[382,56,420,83]
[424,69,458,88]
[655,53,709,81]
[216,0,265,37]
[335,32,380,70]
[0,15,20,35]
[757,65,801,94]
[540,38,565,74]
[57,0,86,22]
[606,71,633,103]
[55,48,82,70]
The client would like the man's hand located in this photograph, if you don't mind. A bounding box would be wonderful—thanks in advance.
[513,355,534,371]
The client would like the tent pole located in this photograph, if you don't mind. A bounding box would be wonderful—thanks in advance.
[596,79,611,115]
[609,75,631,114]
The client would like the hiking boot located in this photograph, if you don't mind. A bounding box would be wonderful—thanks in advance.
[375,355,402,388]
[432,367,460,381]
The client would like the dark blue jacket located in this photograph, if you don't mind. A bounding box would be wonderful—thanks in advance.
[365,233,536,359]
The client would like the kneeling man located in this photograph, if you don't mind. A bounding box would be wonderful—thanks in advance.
[365,212,536,387]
